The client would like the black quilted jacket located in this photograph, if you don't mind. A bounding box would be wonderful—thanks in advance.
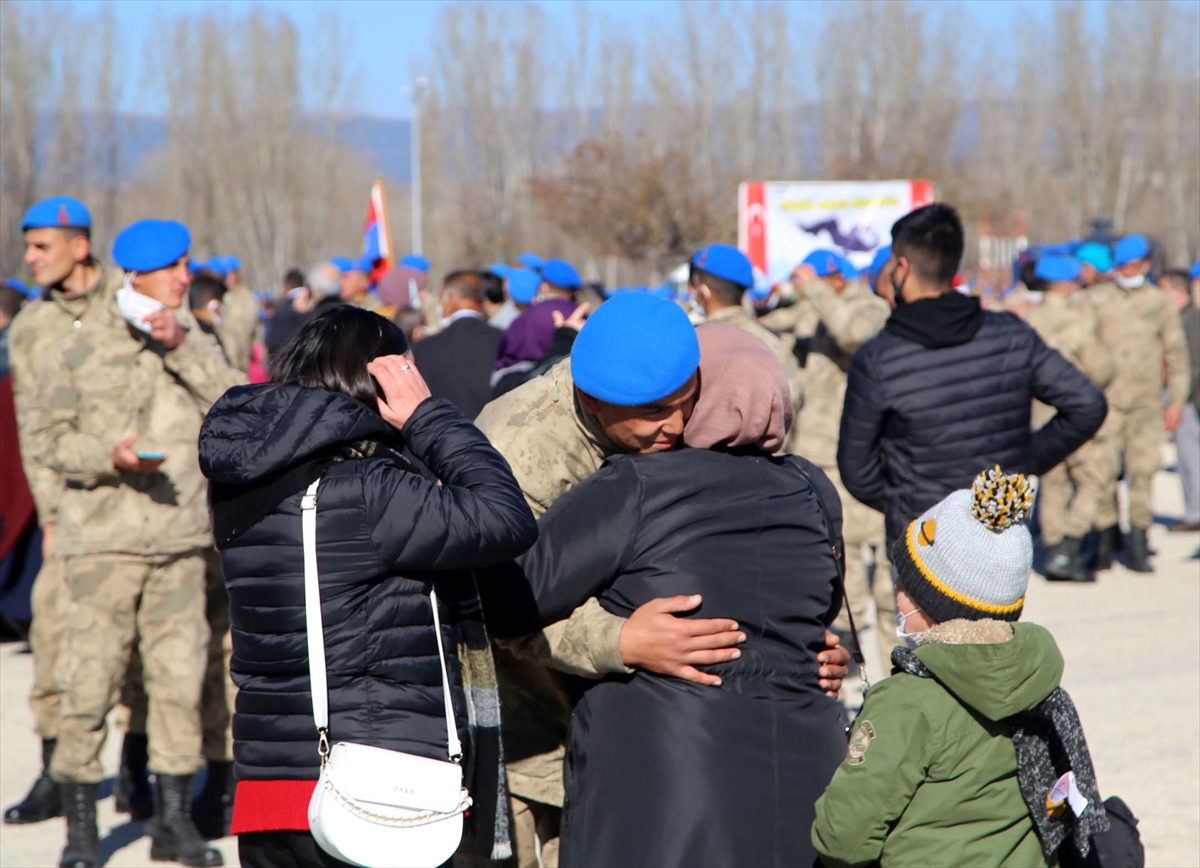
[837,295,1108,545]
[198,384,537,781]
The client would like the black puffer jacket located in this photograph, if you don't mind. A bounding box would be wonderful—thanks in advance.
[198,383,537,782]
[837,294,1107,545]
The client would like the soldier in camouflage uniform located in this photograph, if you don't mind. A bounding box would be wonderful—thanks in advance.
[208,256,259,373]
[28,219,242,868]
[1022,256,1114,582]
[786,255,896,682]
[474,252,852,867]
[1088,235,1189,573]
[689,244,805,424]
[4,197,142,828]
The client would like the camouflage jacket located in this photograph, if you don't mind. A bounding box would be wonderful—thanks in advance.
[7,263,125,524]
[475,359,630,805]
[27,295,245,557]
[216,284,259,372]
[787,278,890,465]
[1087,281,1189,412]
[1025,292,1115,429]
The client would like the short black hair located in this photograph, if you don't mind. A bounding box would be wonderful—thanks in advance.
[270,305,410,414]
[479,270,505,305]
[442,269,485,305]
[689,266,744,306]
[189,274,227,311]
[283,268,306,292]
[890,204,964,287]
[1160,269,1190,293]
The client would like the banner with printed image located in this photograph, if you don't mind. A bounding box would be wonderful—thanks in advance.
[739,180,934,282]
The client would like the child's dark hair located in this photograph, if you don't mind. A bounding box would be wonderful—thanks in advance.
[270,305,410,412]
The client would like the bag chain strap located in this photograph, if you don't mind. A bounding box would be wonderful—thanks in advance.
[319,776,471,827]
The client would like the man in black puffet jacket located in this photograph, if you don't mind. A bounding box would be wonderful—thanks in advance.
[837,204,1108,549]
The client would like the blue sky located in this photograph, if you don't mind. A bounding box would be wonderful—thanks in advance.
[68,0,1110,118]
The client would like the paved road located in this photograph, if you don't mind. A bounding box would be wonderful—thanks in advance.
[1,459,1197,867]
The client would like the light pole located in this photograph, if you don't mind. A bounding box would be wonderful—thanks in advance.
[406,77,429,256]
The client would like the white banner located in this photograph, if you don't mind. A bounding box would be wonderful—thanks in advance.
[739,180,934,282]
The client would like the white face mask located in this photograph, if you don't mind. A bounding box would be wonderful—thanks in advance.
[116,275,165,334]
[1115,272,1146,290]
[896,608,924,645]
[207,299,224,329]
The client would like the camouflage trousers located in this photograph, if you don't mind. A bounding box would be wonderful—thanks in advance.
[825,467,899,681]
[1037,433,1115,545]
[1095,406,1163,530]
[50,551,209,784]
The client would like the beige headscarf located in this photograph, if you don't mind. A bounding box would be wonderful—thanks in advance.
[683,323,793,454]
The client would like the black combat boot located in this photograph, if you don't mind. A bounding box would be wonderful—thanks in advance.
[4,738,63,824]
[1092,525,1118,571]
[149,774,223,867]
[190,760,235,840]
[58,783,99,868]
[114,733,154,820]
[1125,527,1154,573]
[1044,537,1096,583]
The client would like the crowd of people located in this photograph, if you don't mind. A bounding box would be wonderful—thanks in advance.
[0,193,1196,868]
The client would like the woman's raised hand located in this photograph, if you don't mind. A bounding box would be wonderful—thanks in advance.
[367,354,433,430]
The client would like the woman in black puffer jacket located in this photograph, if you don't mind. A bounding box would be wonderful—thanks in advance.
[198,306,537,868]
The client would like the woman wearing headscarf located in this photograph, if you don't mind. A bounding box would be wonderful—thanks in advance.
[504,324,848,867]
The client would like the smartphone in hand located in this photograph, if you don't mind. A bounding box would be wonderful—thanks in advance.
[136,451,166,461]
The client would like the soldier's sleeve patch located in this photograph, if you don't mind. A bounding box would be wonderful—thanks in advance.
[847,719,876,766]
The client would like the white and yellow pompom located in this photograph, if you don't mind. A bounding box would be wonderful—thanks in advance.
[970,465,1033,532]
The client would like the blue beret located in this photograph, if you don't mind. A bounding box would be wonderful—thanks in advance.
[187,260,204,274]
[541,259,581,291]
[487,262,513,279]
[222,255,241,272]
[1075,242,1113,274]
[350,256,374,273]
[1190,262,1200,281]
[833,253,860,280]
[802,249,842,278]
[517,252,543,271]
[691,244,753,289]
[1113,234,1150,267]
[112,220,191,272]
[400,254,430,272]
[21,196,92,231]
[204,257,229,276]
[571,292,700,407]
[507,268,542,305]
[329,256,354,272]
[1035,254,1082,283]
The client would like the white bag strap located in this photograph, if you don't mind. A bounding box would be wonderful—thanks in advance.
[300,476,462,764]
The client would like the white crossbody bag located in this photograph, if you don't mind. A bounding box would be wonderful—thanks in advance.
[301,477,472,868]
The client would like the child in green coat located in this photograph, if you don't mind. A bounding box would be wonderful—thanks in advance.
[812,467,1109,868]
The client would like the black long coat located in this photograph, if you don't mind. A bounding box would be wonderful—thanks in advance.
[511,448,848,868]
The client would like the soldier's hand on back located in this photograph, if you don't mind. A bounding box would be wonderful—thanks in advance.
[1164,405,1184,433]
[143,310,186,350]
[618,594,747,687]
[112,434,167,473]
[551,302,591,333]
[368,354,433,430]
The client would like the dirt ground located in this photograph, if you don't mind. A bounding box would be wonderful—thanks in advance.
[1,455,1197,867]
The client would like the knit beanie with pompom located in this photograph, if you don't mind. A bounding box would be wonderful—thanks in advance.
[891,466,1034,623]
